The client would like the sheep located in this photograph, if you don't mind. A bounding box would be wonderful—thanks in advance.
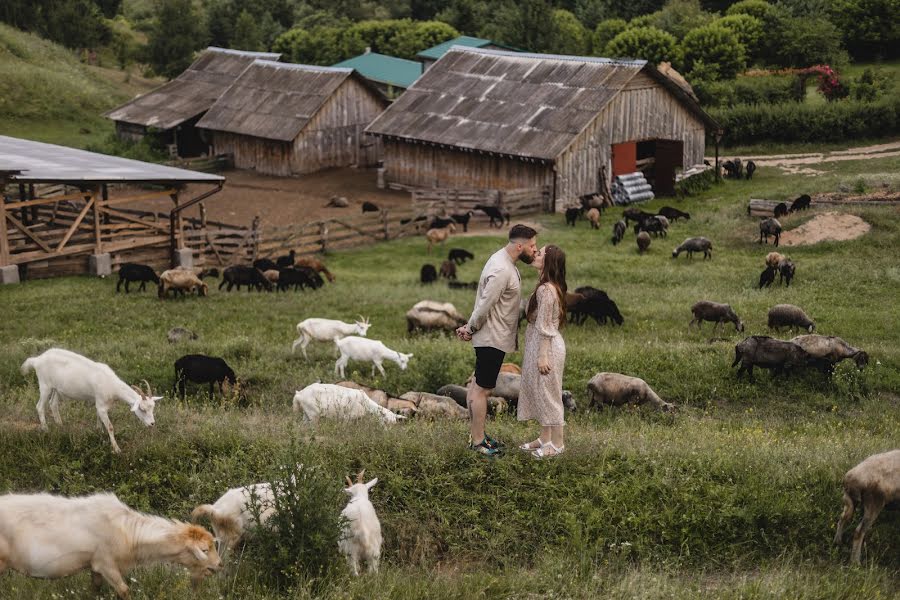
[219,266,273,292]
[253,258,278,272]
[637,231,651,254]
[565,206,582,226]
[833,449,900,564]
[158,269,208,299]
[586,373,674,412]
[759,217,782,246]
[335,336,412,379]
[324,196,349,208]
[340,471,383,575]
[773,202,789,218]
[336,380,394,408]
[474,204,510,228]
[174,354,236,400]
[428,216,456,230]
[779,258,796,287]
[439,260,457,280]
[167,327,197,343]
[435,384,509,415]
[745,160,756,180]
[116,263,159,293]
[571,286,623,326]
[622,207,654,225]
[0,492,220,598]
[361,201,380,213]
[292,317,371,359]
[406,300,466,333]
[448,248,474,265]
[420,264,437,284]
[789,334,869,375]
[657,206,690,222]
[733,157,743,178]
[722,160,736,178]
[731,335,811,381]
[759,265,777,289]
[463,371,576,412]
[672,237,713,259]
[634,215,667,237]
[275,250,296,268]
[278,266,323,291]
[20,348,159,453]
[425,223,456,253]
[399,391,468,419]
[790,194,811,212]
[451,211,475,232]
[689,301,745,332]
[192,483,275,559]
[579,192,605,212]
[768,303,815,333]
[294,256,335,283]
[587,207,600,229]
[612,219,626,245]
[292,383,404,425]
[263,269,280,285]
[765,252,785,268]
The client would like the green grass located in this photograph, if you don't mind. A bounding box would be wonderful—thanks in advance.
[0,155,899,598]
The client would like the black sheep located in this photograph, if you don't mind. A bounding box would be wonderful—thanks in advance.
[733,158,743,179]
[745,160,756,180]
[362,201,380,213]
[420,264,437,284]
[622,207,654,225]
[451,211,474,232]
[448,248,474,265]
[174,354,236,400]
[572,286,623,326]
[657,206,690,222]
[219,266,273,292]
[439,260,457,280]
[790,194,811,212]
[278,267,323,291]
[779,259,795,287]
[448,280,478,290]
[634,217,666,237]
[253,258,278,272]
[116,263,159,293]
[428,216,456,230]
[773,203,789,218]
[759,265,777,289]
[474,204,510,228]
[722,160,736,178]
[275,249,296,268]
[565,206,582,226]
[611,220,626,245]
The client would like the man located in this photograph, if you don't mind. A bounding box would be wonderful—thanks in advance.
[456,224,538,456]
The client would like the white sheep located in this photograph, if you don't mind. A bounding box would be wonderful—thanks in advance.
[339,471,382,576]
[292,383,405,425]
[334,336,413,379]
[292,317,371,359]
[192,483,275,559]
[20,348,160,453]
[405,300,466,333]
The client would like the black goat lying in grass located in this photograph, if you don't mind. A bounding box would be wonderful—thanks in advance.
[174,354,236,399]
[116,263,159,293]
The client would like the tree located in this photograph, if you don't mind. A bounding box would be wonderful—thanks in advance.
[653,0,714,40]
[770,16,848,68]
[435,0,485,36]
[592,18,627,55]
[713,14,763,64]
[231,9,262,51]
[605,26,679,65]
[491,0,556,53]
[681,24,745,79]
[146,0,206,78]
[548,9,589,55]
[828,0,900,60]
[392,21,460,59]
[725,0,778,23]
[574,0,610,30]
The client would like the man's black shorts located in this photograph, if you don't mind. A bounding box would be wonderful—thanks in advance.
[474,346,506,389]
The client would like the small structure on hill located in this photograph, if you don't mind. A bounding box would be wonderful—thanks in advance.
[416,36,518,70]
[333,50,423,99]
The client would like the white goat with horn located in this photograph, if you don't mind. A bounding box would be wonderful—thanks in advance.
[292,316,371,359]
[339,470,382,576]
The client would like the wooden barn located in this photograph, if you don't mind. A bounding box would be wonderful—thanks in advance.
[366,47,720,206]
[196,60,389,176]
[104,47,280,158]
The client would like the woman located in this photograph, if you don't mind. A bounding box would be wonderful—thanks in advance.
[517,244,567,458]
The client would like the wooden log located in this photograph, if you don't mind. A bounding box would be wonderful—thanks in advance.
[0,202,9,266]
[56,197,94,252]
[4,212,52,253]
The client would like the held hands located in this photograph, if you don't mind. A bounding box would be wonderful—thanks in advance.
[455,325,472,341]
[538,355,551,375]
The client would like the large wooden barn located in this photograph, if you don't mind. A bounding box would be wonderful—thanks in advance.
[366,47,720,206]
[196,61,389,176]
[105,47,280,158]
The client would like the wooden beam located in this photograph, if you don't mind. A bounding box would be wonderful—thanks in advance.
[5,212,52,252]
[99,189,178,208]
[0,199,9,266]
[56,196,94,252]
[102,207,170,232]
[92,188,102,254]
[3,191,95,210]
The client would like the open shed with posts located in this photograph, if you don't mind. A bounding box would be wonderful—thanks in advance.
[104,47,281,158]
[0,135,224,283]
[196,61,389,176]
[366,47,720,209]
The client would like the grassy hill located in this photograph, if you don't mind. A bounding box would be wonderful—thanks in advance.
[0,23,161,149]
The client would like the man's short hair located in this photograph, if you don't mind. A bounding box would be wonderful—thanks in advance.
[508,224,537,241]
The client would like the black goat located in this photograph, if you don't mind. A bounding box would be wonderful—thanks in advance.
[420,264,437,284]
[773,203,789,218]
[451,211,474,232]
[219,266,273,292]
[116,263,159,293]
[745,160,756,180]
[779,259,795,287]
[428,216,456,230]
[722,160,736,178]
[634,218,666,237]
[362,201,380,213]
[400,215,428,226]
[657,206,690,222]
[174,354,236,400]
[565,206,582,226]
[571,286,624,326]
[278,267,323,291]
[759,265,777,289]
[611,220,626,245]
[448,248,474,265]
[790,194,811,212]
[253,258,278,272]
[474,204,510,228]
[622,207,654,225]
[275,250,296,268]
[448,280,478,290]
[734,158,743,178]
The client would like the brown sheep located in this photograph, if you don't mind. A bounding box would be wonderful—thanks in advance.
[636,231,651,254]
[439,260,457,280]
[500,363,521,375]
[294,256,335,283]
[765,252,786,268]
[586,207,600,229]
[425,224,456,253]
[263,269,280,284]
[586,373,673,411]
[158,269,208,299]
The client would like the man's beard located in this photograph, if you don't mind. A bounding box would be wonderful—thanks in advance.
[519,251,534,265]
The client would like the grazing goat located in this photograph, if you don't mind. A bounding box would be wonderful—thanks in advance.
[571,286,623,326]
[406,300,467,333]
[833,449,900,565]
[174,354,236,400]
[779,258,795,286]
[448,248,474,265]
[759,217,782,246]
[253,258,277,272]
[293,383,404,424]
[335,336,412,379]
[768,303,815,333]
[657,206,690,222]
[362,201,380,213]
[790,194,811,212]
[451,211,474,232]
[420,264,437,284]
[219,266,272,292]
[672,237,713,259]
[340,472,383,575]
[425,223,456,253]
[587,373,673,412]
[167,327,197,343]
[612,219,626,245]
[635,215,667,237]
[474,204,510,228]
[745,160,756,180]
[759,265,777,289]
[159,269,208,299]
[116,263,159,293]
[294,257,335,282]
[636,231,651,254]
[565,206,582,226]
[790,334,868,374]
[586,207,600,229]
[448,280,478,290]
[689,301,744,332]
[732,336,810,381]
[278,267,323,291]
[774,202,789,218]
[622,207,654,225]
[292,317,370,360]
[439,260,457,280]
[21,348,159,453]
[276,250,296,268]
[0,492,220,598]
[192,483,275,559]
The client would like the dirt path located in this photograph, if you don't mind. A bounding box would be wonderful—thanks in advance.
[710,140,900,175]
[780,212,871,246]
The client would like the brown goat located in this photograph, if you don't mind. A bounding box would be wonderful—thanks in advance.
[294,257,335,282]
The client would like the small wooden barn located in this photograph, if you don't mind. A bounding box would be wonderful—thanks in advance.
[104,47,281,157]
[196,61,389,177]
[366,47,720,206]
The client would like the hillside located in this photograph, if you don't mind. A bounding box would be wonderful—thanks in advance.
[0,24,161,149]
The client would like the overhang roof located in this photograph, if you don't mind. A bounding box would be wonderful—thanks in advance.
[333,52,422,89]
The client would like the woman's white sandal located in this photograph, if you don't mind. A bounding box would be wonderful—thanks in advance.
[519,439,546,451]
[532,442,564,459]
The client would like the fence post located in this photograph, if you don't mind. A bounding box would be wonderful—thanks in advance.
[319,222,329,253]
[382,210,390,240]
[251,215,260,262]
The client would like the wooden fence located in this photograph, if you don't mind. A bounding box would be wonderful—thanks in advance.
[411,186,549,222]
[747,196,900,217]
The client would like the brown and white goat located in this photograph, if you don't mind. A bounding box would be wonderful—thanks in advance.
[425,223,456,253]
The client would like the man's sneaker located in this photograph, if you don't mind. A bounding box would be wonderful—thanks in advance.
[468,438,500,457]
[468,434,504,450]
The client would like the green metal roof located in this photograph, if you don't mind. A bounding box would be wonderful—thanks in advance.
[333,52,422,89]
[416,36,496,60]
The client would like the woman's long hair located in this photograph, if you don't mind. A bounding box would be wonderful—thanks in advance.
[526,245,567,327]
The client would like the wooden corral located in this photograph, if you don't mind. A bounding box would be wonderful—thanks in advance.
[747,197,900,217]
[366,47,719,209]
[196,61,389,176]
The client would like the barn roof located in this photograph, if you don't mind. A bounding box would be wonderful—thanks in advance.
[416,36,518,61]
[195,60,387,142]
[104,47,281,130]
[333,52,422,89]
[366,47,719,162]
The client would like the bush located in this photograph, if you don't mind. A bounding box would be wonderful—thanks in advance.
[605,26,679,65]
[85,133,168,163]
[548,9,589,55]
[828,0,900,60]
[850,67,893,102]
[681,24,745,80]
[675,168,717,197]
[652,0,715,40]
[696,74,797,108]
[769,16,848,68]
[713,14,763,64]
[725,0,778,24]
[592,18,628,55]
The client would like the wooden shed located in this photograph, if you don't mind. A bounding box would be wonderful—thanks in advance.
[104,47,280,158]
[196,61,389,176]
[366,47,720,206]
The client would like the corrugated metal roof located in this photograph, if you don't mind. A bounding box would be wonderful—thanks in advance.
[333,52,422,89]
[104,47,281,130]
[416,36,494,60]
[0,135,224,183]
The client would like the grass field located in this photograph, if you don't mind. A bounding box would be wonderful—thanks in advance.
[1,151,899,597]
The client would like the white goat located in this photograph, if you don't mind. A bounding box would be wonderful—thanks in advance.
[192,483,275,559]
[339,472,382,576]
[291,317,371,359]
[20,348,160,453]
[293,383,404,425]
[0,492,220,599]
[334,336,412,379]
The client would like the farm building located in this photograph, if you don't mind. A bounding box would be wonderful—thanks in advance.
[366,47,720,206]
[416,36,519,71]
[333,50,423,98]
[196,60,389,177]
[104,47,281,158]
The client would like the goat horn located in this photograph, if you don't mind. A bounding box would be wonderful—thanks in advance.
[345,476,353,487]
[131,384,143,396]
[141,379,152,397]
[356,469,365,484]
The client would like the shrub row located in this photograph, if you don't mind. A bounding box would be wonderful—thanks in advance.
[696,74,799,108]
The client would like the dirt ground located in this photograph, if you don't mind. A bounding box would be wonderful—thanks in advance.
[780,212,871,246]
[724,141,900,176]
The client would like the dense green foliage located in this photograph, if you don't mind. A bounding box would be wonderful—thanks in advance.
[681,23,745,79]
[605,26,679,65]
[145,0,207,78]
[695,73,800,107]
[592,18,628,55]
[712,14,762,62]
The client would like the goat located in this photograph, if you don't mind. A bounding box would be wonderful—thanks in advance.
[657,206,690,222]
[612,219,626,245]
[340,471,383,576]
[21,348,159,453]
[292,317,370,360]
[768,303,815,333]
[0,492,219,598]
[116,263,159,293]
[672,237,712,259]
[773,202,789,218]
[622,207,654,225]
[253,258,278,272]
[779,258,795,286]
[425,223,456,253]
[448,248,474,265]
[451,211,474,232]
[759,217,782,246]
[439,260,457,280]
[293,383,404,425]
[636,231,651,254]
[294,257,335,283]
[759,265,777,289]
[278,267,323,291]
[192,483,275,560]
[420,264,437,284]
[167,327,198,343]
[275,250,296,268]
[587,373,674,412]
[335,380,395,409]
[158,269,208,299]
[334,336,412,379]
[732,336,810,381]
[690,301,744,332]
[790,334,869,375]
[586,207,600,229]
[745,160,756,180]
[174,354,236,400]
[474,204,510,228]
[565,206,582,226]
[834,450,900,565]
[448,280,478,290]
[219,266,273,292]
[406,300,467,333]
[790,194,811,212]
[362,201,380,213]
[428,216,456,230]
